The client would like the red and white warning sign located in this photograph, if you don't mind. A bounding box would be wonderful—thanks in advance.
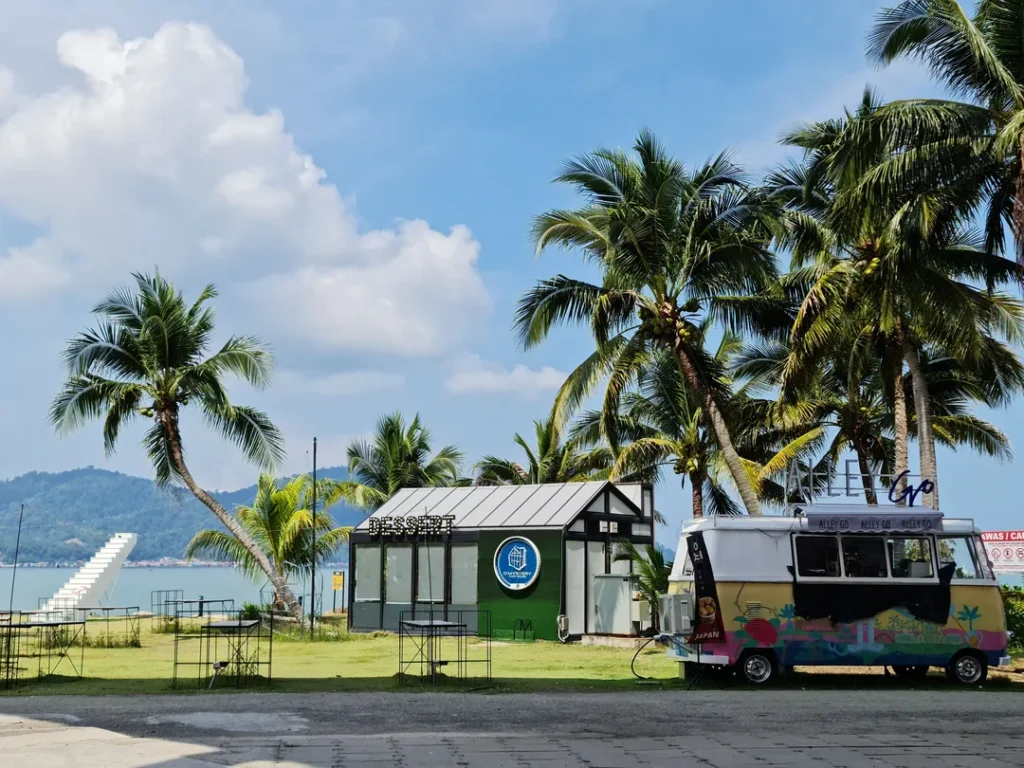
[981,531,1024,572]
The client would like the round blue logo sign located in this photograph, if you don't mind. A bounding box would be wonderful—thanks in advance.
[493,536,541,591]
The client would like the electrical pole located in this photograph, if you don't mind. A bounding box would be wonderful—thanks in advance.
[310,437,317,637]
[7,505,24,614]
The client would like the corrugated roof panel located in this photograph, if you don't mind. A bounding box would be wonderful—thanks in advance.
[354,481,640,531]
[528,481,600,526]
[417,487,475,519]
[381,488,431,518]
[458,485,521,527]
[494,483,563,527]
[393,487,454,518]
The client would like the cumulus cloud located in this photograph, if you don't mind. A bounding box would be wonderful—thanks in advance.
[445,354,566,397]
[0,22,489,355]
[277,369,404,397]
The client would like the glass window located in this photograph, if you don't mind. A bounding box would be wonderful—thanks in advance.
[450,544,478,604]
[973,535,995,579]
[888,537,935,579]
[385,545,412,603]
[795,536,841,577]
[354,545,381,601]
[417,544,445,602]
[938,536,981,579]
[841,537,888,578]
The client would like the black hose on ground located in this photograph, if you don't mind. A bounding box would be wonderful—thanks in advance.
[631,636,658,680]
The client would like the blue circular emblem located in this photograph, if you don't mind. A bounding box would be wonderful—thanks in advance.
[493,536,541,591]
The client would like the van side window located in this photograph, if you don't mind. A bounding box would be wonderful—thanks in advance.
[887,537,935,579]
[841,537,888,578]
[973,535,995,579]
[939,536,981,579]
[795,536,841,577]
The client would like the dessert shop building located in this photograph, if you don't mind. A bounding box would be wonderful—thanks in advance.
[347,481,657,640]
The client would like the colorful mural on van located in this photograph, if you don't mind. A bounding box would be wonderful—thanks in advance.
[668,583,1008,667]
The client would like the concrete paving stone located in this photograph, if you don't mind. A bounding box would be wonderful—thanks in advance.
[279,745,336,763]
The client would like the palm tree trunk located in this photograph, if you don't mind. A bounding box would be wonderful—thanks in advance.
[891,340,909,506]
[903,342,938,510]
[673,346,763,516]
[689,470,705,518]
[160,409,304,624]
[852,439,878,506]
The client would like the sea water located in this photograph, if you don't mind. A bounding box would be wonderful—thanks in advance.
[0,566,348,612]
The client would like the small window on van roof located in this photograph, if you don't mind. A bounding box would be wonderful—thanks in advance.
[795,535,841,578]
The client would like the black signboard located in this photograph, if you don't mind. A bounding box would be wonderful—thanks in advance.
[686,531,725,644]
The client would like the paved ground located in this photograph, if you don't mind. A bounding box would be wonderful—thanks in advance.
[1,691,1023,766]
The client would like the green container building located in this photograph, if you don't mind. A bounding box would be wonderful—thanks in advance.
[347,482,656,640]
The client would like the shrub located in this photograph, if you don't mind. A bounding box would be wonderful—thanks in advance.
[239,602,263,620]
[1002,586,1024,651]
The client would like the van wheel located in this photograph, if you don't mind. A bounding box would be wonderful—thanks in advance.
[946,651,988,686]
[892,665,930,680]
[737,650,778,685]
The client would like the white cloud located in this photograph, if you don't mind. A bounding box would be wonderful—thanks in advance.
[0,22,490,355]
[0,238,71,299]
[445,354,566,397]
[277,369,404,397]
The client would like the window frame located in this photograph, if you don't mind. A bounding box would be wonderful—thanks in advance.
[792,534,845,581]
[937,534,983,582]
[792,533,941,585]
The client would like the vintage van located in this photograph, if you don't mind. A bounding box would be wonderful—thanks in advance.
[663,506,1011,685]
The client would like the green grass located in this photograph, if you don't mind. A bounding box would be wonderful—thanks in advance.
[2,618,1021,696]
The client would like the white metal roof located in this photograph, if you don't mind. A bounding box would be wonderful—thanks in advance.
[677,510,979,537]
[355,481,644,531]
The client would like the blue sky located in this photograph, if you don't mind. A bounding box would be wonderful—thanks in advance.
[0,0,1014,542]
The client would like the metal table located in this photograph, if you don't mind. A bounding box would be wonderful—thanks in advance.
[75,606,140,647]
[399,619,466,683]
[5,619,85,681]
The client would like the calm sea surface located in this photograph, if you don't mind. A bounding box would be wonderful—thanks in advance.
[0,566,348,612]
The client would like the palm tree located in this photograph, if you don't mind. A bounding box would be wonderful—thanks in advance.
[474,412,613,485]
[612,540,672,632]
[338,411,464,513]
[770,95,1024,508]
[584,336,748,518]
[49,272,305,622]
[862,0,1024,260]
[738,333,1015,506]
[184,474,351,609]
[515,131,780,516]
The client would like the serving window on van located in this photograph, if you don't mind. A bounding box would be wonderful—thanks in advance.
[794,534,941,582]
[795,536,841,577]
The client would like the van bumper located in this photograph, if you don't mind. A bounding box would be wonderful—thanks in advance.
[997,655,1013,668]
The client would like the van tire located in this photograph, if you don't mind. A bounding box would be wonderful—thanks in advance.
[892,665,930,680]
[946,651,987,686]
[737,650,778,685]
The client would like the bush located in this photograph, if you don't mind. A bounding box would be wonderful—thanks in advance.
[1003,586,1024,651]
[240,602,263,620]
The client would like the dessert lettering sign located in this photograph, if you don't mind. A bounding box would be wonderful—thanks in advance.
[367,514,455,538]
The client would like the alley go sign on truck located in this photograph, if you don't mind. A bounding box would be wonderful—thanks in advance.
[982,531,1024,573]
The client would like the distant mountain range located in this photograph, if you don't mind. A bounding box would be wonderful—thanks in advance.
[0,466,362,565]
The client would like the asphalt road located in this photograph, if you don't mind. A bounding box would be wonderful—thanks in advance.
[0,689,1018,740]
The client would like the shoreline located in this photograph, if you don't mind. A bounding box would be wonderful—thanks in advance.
[0,562,348,569]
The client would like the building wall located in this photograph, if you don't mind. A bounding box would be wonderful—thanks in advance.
[477,530,563,641]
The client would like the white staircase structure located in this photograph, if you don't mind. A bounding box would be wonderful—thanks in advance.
[36,533,137,621]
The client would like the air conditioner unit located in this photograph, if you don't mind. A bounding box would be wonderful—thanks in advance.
[658,592,692,636]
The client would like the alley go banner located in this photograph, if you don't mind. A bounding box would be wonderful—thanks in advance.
[982,531,1024,573]
[686,531,725,644]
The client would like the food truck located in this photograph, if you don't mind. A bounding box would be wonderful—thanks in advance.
[661,504,1011,685]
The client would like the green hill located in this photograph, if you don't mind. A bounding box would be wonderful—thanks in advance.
[0,467,361,565]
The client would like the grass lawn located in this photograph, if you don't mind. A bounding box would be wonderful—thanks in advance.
[2,615,1021,696]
